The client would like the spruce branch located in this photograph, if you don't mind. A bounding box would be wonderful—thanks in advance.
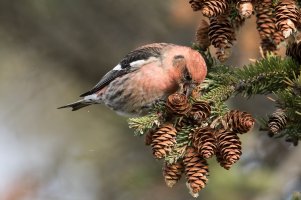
[165,126,192,164]
[255,68,301,145]
[128,114,161,135]
[234,56,300,97]
[194,50,301,145]
[200,55,300,100]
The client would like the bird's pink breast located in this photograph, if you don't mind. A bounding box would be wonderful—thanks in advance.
[101,62,179,116]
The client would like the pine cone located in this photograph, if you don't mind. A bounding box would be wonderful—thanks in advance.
[208,15,236,61]
[189,101,211,124]
[166,93,192,116]
[272,30,285,46]
[216,129,242,165]
[216,151,232,170]
[268,109,287,137]
[237,0,254,18]
[255,0,277,53]
[202,0,229,18]
[275,0,299,38]
[183,146,209,198]
[189,0,205,11]
[195,20,211,50]
[151,123,177,159]
[286,41,301,62]
[192,127,217,159]
[223,110,255,134]
[163,161,184,187]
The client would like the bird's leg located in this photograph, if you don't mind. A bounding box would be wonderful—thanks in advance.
[185,83,192,97]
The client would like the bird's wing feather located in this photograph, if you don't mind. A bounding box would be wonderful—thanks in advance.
[80,43,170,97]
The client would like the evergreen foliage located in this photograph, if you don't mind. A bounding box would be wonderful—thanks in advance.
[128,51,301,146]
[165,126,192,164]
[128,0,301,196]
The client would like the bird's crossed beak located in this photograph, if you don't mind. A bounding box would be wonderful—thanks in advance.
[179,82,197,97]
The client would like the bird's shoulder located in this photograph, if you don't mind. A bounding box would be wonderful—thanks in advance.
[80,43,172,97]
[119,43,171,68]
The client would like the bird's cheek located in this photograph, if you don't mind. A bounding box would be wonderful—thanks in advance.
[168,67,184,82]
[191,64,207,84]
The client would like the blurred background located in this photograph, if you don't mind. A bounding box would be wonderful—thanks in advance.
[0,0,300,200]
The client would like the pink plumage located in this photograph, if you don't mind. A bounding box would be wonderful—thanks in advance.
[58,43,207,117]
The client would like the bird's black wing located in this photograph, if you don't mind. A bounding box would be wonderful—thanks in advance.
[79,43,170,97]
[79,69,128,97]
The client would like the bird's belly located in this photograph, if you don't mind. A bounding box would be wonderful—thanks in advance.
[102,74,178,116]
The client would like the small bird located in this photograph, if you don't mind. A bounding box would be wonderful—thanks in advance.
[58,43,207,117]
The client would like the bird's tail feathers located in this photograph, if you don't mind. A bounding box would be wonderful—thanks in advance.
[58,99,93,111]
[58,94,101,111]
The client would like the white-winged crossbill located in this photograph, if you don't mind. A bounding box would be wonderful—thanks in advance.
[59,43,207,116]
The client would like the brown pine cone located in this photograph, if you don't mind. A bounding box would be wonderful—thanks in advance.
[189,101,211,124]
[189,0,205,11]
[275,0,299,38]
[216,151,233,170]
[202,0,229,18]
[268,109,287,137]
[208,15,236,62]
[223,110,255,134]
[166,93,192,116]
[183,146,209,198]
[216,129,242,165]
[151,123,177,159]
[237,0,254,18]
[192,127,217,159]
[255,0,277,53]
[286,41,301,62]
[272,30,285,46]
[163,161,184,187]
[195,20,211,50]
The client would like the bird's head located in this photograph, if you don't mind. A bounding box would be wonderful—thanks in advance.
[167,46,207,86]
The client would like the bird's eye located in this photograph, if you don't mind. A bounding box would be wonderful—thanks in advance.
[174,55,184,60]
[172,55,186,68]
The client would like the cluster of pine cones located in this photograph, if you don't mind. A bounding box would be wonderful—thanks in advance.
[145,92,254,197]
[190,0,301,61]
